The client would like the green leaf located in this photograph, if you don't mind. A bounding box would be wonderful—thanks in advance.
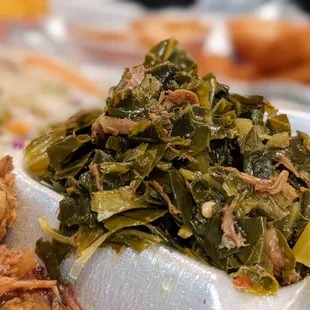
[91,186,146,221]
[47,134,91,164]
[236,217,267,266]
[168,169,195,226]
[76,225,105,256]
[266,132,290,149]
[58,195,98,227]
[123,143,149,161]
[266,114,291,136]
[243,148,274,179]
[104,208,167,231]
[35,238,62,282]
[54,152,92,179]
[107,229,162,252]
[25,128,66,176]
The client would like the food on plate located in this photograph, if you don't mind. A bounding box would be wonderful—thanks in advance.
[0,53,102,155]
[199,18,310,84]
[229,17,310,73]
[0,155,18,240]
[68,14,209,66]
[0,155,81,309]
[0,245,81,310]
[131,16,208,57]
[24,55,102,95]
[25,39,310,295]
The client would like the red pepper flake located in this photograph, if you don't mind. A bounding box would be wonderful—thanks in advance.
[233,276,252,289]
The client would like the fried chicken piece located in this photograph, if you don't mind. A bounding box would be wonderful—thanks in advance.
[0,156,81,309]
[0,155,18,240]
[229,18,310,74]
[1,292,54,310]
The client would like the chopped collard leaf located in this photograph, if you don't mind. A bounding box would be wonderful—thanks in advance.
[27,39,310,295]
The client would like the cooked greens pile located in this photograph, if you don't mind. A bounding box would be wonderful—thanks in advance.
[25,39,310,295]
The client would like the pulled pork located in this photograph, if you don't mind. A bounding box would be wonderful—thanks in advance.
[0,155,81,309]
[92,115,138,138]
[0,244,81,310]
[219,201,247,250]
[274,154,301,179]
[166,89,199,107]
[264,226,285,273]
[108,65,145,102]
[0,245,57,308]
[0,156,18,241]
[264,225,301,285]
[225,167,298,201]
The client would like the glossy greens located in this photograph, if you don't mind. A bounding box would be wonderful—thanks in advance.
[26,39,310,295]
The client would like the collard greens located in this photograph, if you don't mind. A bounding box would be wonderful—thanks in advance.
[26,39,310,295]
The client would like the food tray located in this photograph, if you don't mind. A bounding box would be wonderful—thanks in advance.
[4,90,310,309]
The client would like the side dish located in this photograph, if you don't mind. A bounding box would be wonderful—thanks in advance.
[0,53,102,155]
[199,18,310,84]
[25,39,310,296]
[0,155,81,309]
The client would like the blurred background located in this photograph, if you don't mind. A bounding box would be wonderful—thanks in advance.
[0,0,310,154]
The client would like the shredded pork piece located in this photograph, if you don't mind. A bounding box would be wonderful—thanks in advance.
[0,155,18,240]
[265,225,301,283]
[0,245,80,309]
[219,201,247,249]
[0,245,56,297]
[148,106,172,122]
[0,292,55,310]
[124,65,145,91]
[274,154,301,179]
[278,182,299,207]
[59,285,81,310]
[254,170,290,195]
[151,180,180,215]
[179,153,198,164]
[165,89,199,108]
[0,277,57,296]
[92,115,138,137]
[108,65,145,101]
[0,246,36,278]
[89,164,101,191]
[225,167,297,196]
[264,225,285,273]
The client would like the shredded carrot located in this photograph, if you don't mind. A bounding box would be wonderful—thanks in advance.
[23,55,101,95]
[6,122,30,136]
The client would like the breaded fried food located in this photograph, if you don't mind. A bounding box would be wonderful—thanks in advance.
[228,17,310,74]
[0,155,18,240]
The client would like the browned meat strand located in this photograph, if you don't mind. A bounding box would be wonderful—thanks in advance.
[219,201,247,250]
[92,115,138,137]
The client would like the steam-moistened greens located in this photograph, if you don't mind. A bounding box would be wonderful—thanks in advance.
[25,39,310,295]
